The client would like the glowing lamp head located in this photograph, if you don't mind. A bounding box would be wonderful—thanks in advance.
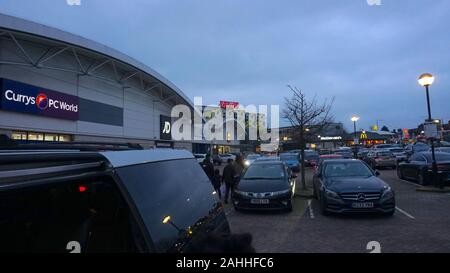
[162,215,171,224]
[418,73,434,87]
[351,116,359,122]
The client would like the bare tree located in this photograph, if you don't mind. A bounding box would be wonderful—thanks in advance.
[282,85,335,190]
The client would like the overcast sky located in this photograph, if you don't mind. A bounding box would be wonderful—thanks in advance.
[1,0,449,131]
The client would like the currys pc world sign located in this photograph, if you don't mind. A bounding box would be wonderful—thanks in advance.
[1,78,79,120]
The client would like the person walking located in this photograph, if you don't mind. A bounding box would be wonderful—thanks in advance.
[211,169,222,199]
[201,155,215,181]
[222,159,236,204]
[233,154,245,182]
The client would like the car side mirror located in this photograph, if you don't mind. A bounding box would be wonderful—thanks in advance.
[375,171,380,176]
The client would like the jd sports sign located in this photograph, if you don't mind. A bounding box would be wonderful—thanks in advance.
[160,115,172,140]
[1,78,79,120]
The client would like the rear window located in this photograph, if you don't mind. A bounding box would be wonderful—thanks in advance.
[0,176,141,253]
[116,159,221,253]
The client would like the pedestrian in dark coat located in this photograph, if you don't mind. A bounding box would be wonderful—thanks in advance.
[222,159,236,203]
[202,155,215,181]
[211,169,222,199]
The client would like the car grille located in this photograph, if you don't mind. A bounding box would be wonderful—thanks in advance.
[340,192,381,201]
[246,192,273,198]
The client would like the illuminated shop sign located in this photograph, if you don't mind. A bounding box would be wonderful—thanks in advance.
[320,136,342,141]
[1,78,79,120]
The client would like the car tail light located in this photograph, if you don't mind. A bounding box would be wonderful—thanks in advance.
[78,185,87,192]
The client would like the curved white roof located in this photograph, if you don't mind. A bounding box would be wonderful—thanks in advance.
[0,13,193,107]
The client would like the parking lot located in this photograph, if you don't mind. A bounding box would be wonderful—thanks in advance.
[225,168,450,253]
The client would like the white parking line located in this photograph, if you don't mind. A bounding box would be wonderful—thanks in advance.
[399,178,420,187]
[308,200,315,219]
[395,206,415,219]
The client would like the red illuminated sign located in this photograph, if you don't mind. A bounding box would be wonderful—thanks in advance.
[219,101,239,109]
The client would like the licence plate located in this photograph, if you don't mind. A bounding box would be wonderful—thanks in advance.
[251,199,269,204]
[352,202,374,208]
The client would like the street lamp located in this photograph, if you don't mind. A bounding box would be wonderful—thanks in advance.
[418,73,439,188]
[351,116,359,158]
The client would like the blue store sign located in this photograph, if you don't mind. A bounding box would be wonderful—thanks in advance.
[0,78,79,120]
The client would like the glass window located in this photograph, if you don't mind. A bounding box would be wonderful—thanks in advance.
[44,134,58,142]
[243,163,285,179]
[11,131,27,140]
[411,154,426,162]
[323,162,373,178]
[58,135,71,142]
[0,176,140,253]
[27,132,44,141]
[115,159,222,253]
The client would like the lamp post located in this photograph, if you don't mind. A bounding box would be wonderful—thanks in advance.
[351,116,359,158]
[418,73,439,188]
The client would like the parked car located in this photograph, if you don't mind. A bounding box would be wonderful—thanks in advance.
[314,154,344,171]
[312,159,395,216]
[373,144,393,149]
[404,142,430,157]
[434,147,450,154]
[397,152,450,186]
[219,153,236,162]
[232,161,296,211]
[194,153,207,163]
[364,150,397,169]
[279,152,300,172]
[0,147,232,253]
[388,147,407,163]
[357,148,370,160]
[212,154,223,165]
[333,147,353,159]
[244,154,261,167]
[304,150,320,166]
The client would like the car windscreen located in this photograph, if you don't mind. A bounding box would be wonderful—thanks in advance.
[323,162,373,178]
[389,149,404,153]
[116,159,220,253]
[246,155,260,160]
[280,154,298,161]
[243,164,285,180]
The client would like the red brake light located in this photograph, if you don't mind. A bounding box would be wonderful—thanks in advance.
[78,185,87,192]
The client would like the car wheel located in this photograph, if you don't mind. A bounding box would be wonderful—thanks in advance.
[418,171,427,186]
[397,167,404,179]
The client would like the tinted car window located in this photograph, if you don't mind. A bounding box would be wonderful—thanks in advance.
[411,154,426,162]
[0,177,140,253]
[116,159,220,253]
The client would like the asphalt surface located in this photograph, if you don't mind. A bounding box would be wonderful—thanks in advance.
[222,167,450,253]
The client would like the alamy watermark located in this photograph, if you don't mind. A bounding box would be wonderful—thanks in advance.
[170,96,279,145]
[367,0,381,6]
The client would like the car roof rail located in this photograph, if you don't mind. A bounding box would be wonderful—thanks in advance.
[0,141,144,152]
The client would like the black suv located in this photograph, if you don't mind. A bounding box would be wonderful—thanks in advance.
[0,144,233,253]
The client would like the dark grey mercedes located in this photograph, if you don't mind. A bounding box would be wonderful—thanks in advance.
[312,159,395,216]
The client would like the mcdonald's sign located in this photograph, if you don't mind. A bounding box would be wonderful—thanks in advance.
[360,132,368,139]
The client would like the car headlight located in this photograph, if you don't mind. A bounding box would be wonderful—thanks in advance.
[381,187,394,199]
[244,160,250,166]
[325,189,340,199]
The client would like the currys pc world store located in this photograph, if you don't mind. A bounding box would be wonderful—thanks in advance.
[0,13,198,150]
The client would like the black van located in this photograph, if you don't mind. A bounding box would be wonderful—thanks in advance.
[0,146,235,253]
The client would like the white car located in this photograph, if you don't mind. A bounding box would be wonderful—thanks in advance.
[194,153,207,163]
[219,153,236,162]
[244,154,261,166]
